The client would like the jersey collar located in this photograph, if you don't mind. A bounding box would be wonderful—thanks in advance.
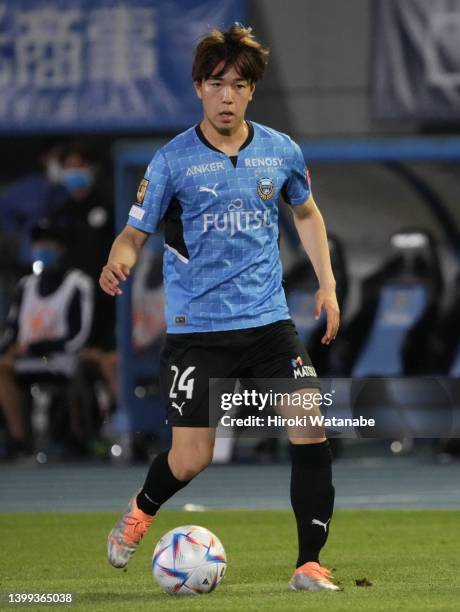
[195,121,254,154]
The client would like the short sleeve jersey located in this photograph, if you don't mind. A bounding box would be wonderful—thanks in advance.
[127,121,311,333]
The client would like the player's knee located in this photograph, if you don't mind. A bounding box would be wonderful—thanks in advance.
[169,445,213,481]
[170,458,209,481]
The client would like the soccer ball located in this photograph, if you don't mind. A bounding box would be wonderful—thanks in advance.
[152,525,227,595]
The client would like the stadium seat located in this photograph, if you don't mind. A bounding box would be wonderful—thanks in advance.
[425,273,460,457]
[428,272,460,376]
[339,230,442,377]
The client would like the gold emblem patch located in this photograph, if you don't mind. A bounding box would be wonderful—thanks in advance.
[257,177,275,201]
[136,178,149,205]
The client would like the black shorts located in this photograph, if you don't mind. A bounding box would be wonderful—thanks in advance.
[160,319,319,427]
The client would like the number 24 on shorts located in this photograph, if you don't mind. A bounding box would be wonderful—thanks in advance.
[169,366,196,399]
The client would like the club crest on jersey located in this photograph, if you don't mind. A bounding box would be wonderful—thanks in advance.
[257,177,275,201]
[136,178,149,206]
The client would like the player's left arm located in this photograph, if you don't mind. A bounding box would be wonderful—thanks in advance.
[291,196,340,345]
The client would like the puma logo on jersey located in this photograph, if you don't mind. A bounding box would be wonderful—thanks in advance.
[171,401,185,416]
[199,184,219,197]
[311,518,331,532]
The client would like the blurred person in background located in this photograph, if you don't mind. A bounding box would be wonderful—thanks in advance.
[55,142,118,455]
[0,221,93,459]
[57,142,115,345]
[0,139,69,273]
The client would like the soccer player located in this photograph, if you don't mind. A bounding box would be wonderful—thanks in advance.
[100,24,340,592]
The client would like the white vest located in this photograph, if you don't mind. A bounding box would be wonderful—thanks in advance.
[15,270,93,376]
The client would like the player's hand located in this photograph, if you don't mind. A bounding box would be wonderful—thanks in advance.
[99,262,130,296]
[315,287,340,345]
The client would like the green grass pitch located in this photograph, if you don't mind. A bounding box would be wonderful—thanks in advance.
[1,510,459,611]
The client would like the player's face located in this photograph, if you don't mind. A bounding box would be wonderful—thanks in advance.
[194,63,255,134]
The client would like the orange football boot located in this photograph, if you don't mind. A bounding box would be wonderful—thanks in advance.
[289,561,339,591]
[108,496,155,568]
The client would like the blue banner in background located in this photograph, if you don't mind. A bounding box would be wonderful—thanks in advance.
[373,0,460,121]
[0,0,245,132]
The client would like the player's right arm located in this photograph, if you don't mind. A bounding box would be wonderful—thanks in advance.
[99,226,149,296]
[100,147,174,297]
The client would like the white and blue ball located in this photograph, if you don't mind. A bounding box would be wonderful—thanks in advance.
[152,525,227,595]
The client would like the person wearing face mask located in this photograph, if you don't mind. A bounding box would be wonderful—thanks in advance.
[0,220,94,459]
[53,143,118,457]
[56,142,115,353]
[0,139,69,272]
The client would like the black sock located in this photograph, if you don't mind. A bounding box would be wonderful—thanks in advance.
[136,451,191,515]
[290,440,335,567]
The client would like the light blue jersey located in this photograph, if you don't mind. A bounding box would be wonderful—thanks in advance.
[127,121,311,333]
